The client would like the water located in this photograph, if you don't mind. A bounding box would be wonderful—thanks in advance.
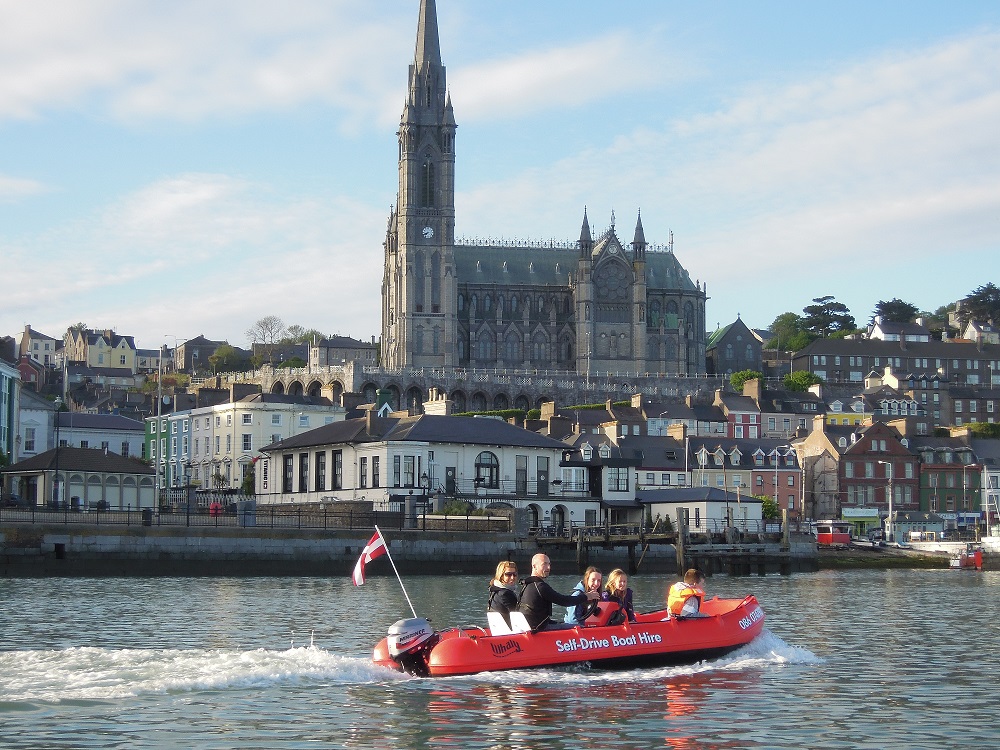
[1,569,998,749]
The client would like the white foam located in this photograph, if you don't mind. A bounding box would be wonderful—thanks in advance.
[457,628,819,685]
[0,646,405,703]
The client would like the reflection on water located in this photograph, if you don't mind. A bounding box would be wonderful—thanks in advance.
[1,570,999,749]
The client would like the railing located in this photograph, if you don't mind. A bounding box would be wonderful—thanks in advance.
[0,504,513,533]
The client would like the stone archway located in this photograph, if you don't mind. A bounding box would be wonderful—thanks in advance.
[450,390,467,413]
[361,383,379,404]
[514,395,531,411]
[270,381,286,394]
[306,380,323,398]
[492,393,510,410]
[287,380,304,396]
[470,391,488,412]
[385,385,401,411]
[331,381,344,406]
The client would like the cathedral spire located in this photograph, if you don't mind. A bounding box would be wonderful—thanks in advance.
[579,206,592,256]
[414,0,442,68]
[631,209,647,258]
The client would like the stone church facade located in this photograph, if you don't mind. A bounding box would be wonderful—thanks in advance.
[381,0,707,376]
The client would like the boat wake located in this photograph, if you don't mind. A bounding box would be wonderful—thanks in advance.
[0,629,814,704]
[465,628,820,685]
[0,645,402,704]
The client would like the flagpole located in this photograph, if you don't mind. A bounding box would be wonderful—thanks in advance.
[375,525,418,619]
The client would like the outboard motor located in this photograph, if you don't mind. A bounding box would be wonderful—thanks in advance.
[386,618,437,676]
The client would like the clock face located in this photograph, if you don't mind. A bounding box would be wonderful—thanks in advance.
[422,225,434,239]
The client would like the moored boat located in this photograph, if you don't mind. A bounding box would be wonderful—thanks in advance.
[372,595,765,677]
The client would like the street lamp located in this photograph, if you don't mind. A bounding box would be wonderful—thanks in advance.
[52,397,63,508]
[878,460,894,543]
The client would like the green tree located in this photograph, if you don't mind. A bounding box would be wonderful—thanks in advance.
[784,371,823,391]
[802,295,856,337]
[767,312,816,351]
[730,370,764,392]
[276,356,307,369]
[968,422,1000,439]
[208,343,241,374]
[872,298,919,324]
[759,495,780,519]
[957,283,1000,328]
[241,468,256,495]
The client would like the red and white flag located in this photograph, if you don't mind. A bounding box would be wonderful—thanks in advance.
[352,530,387,586]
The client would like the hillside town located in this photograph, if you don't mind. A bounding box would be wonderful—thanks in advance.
[2,0,999,547]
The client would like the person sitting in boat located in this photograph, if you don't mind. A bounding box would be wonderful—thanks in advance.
[601,568,637,623]
[667,568,708,619]
[518,553,599,632]
[488,561,519,627]
[563,566,603,626]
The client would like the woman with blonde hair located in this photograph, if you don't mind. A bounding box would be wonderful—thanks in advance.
[602,568,636,622]
[488,560,519,625]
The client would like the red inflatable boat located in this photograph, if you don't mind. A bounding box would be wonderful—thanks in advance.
[372,595,765,677]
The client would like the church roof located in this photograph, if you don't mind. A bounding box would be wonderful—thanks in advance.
[455,229,699,292]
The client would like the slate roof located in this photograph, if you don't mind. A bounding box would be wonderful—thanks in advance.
[687,436,799,467]
[238,393,334,407]
[261,415,567,453]
[636,487,760,504]
[58,413,144,432]
[616,435,686,469]
[2,447,154,475]
[647,400,727,424]
[454,229,698,292]
[316,336,376,349]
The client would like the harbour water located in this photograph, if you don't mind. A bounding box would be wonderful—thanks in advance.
[1,568,998,749]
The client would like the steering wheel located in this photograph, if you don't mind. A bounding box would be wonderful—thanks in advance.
[580,599,602,620]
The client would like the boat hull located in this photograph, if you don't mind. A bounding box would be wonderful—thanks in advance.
[373,595,765,677]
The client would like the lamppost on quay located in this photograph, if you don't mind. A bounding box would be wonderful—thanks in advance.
[52,397,63,508]
[878,460,894,543]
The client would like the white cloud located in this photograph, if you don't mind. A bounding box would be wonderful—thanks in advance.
[0,0,409,124]
[0,174,47,200]
[1,172,386,347]
[449,31,673,122]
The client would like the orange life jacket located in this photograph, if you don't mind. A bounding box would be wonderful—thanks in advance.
[667,582,704,615]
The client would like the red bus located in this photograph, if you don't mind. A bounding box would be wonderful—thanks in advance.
[812,520,852,547]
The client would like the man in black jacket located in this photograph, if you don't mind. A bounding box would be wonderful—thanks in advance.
[518,554,599,631]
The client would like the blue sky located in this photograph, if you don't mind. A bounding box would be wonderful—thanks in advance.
[3,1,999,351]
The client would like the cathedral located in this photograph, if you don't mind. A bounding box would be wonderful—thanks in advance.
[381,0,707,376]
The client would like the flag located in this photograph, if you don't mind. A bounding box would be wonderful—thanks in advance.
[352,530,387,586]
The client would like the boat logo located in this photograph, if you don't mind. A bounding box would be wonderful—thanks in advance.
[738,607,764,630]
[490,639,523,658]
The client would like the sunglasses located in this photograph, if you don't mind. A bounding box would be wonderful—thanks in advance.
[502,572,518,578]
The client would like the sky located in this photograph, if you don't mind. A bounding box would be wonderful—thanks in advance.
[3,1,1000,352]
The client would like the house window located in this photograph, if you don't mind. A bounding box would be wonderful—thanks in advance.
[333,451,343,489]
[661,473,670,485]
[360,457,368,488]
[121,442,129,457]
[404,456,415,487]
[475,451,500,488]
[282,455,294,492]
[607,467,629,492]
[24,427,36,452]
[315,452,326,492]
[242,434,252,451]
[243,414,253,425]
[272,414,281,426]
[393,456,402,487]
[787,476,795,486]
[372,456,380,488]
[299,454,309,492]
[645,473,655,485]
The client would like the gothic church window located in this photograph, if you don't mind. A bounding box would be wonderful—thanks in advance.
[421,157,435,207]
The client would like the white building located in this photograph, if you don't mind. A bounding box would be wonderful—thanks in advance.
[15,389,58,462]
[149,394,345,491]
[255,412,606,530]
[57,412,145,459]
